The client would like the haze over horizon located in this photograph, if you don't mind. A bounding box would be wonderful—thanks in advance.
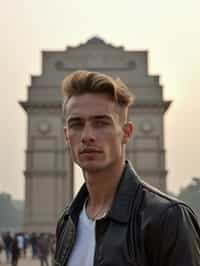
[0,0,200,200]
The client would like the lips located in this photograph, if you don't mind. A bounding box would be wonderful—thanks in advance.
[79,147,102,154]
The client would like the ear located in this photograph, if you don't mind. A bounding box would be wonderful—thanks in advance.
[64,126,69,142]
[122,122,133,144]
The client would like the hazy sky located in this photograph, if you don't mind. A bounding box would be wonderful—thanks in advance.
[0,0,200,199]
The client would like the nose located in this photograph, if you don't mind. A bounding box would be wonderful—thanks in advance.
[81,124,96,144]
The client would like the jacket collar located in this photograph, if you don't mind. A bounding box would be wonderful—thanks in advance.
[107,161,141,223]
[64,161,141,224]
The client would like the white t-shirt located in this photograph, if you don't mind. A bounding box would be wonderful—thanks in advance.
[67,203,96,266]
[17,235,24,249]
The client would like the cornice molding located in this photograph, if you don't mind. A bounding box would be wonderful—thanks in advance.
[19,101,62,112]
[26,148,67,154]
[130,100,171,112]
[19,100,171,113]
[24,170,67,177]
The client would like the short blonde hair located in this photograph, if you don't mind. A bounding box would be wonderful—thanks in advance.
[62,70,134,109]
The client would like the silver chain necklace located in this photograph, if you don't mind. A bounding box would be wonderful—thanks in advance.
[85,200,109,221]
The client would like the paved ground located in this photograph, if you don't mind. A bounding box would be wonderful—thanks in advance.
[0,252,52,266]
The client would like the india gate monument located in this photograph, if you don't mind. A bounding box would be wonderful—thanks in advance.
[20,37,171,233]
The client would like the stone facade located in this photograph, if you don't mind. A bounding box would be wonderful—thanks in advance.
[20,37,171,233]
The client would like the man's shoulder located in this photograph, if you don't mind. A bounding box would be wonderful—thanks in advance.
[125,161,187,213]
[137,179,195,223]
[125,161,187,208]
[140,179,180,205]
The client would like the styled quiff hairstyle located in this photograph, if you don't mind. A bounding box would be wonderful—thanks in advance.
[62,70,134,114]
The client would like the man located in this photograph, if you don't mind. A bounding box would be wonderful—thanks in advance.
[38,234,49,266]
[55,70,200,266]
[3,232,12,263]
[11,235,20,266]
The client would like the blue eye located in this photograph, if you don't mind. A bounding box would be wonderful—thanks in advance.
[69,122,83,129]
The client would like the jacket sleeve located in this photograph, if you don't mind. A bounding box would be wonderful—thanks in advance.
[54,206,69,265]
[155,204,200,266]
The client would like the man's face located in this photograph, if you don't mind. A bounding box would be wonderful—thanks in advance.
[64,93,133,173]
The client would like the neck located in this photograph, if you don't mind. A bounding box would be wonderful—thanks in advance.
[83,160,125,219]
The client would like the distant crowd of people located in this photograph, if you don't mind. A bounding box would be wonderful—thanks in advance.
[0,232,56,266]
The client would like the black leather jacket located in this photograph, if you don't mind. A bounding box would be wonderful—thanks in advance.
[55,161,200,266]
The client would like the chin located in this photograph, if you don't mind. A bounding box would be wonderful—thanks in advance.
[79,161,107,172]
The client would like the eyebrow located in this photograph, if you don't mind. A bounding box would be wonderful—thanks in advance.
[67,115,112,124]
[92,115,112,120]
[67,117,82,124]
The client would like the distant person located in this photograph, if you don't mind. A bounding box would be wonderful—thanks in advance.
[30,232,38,258]
[22,233,29,257]
[11,235,20,266]
[55,71,200,265]
[16,233,24,257]
[49,235,56,266]
[3,232,12,263]
[0,235,4,264]
[37,234,49,266]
